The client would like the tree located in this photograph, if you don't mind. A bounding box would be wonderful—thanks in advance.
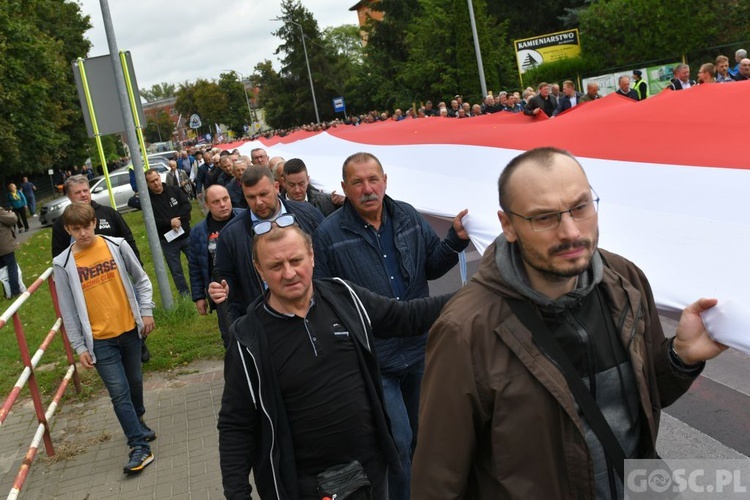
[578,0,750,67]
[487,0,587,43]
[361,0,424,109]
[144,111,174,144]
[273,0,335,126]
[322,24,364,64]
[401,0,514,103]
[88,134,126,172]
[174,79,228,138]
[321,25,367,116]
[0,0,92,178]
[139,82,177,103]
[218,71,250,136]
[252,60,293,130]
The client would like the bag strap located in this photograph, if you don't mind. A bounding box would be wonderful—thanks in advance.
[506,299,626,481]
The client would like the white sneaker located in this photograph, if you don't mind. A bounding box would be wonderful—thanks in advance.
[33,214,38,217]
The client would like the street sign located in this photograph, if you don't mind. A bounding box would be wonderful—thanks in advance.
[72,53,146,137]
[332,97,346,113]
[189,114,202,129]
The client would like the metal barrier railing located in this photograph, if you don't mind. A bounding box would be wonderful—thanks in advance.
[0,267,81,500]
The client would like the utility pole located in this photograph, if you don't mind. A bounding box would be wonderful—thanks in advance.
[98,0,174,309]
[272,18,320,124]
[467,0,488,98]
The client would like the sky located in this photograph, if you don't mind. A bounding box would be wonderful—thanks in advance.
[76,0,359,91]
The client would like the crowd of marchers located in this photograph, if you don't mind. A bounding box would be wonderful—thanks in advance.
[45,133,730,499]
[246,48,750,140]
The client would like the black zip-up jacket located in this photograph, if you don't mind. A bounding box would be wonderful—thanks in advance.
[147,184,192,242]
[51,200,141,261]
[217,278,451,500]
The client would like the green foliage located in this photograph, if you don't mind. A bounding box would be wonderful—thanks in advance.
[86,134,126,169]
[361,0,424,110]
[174,78,228,138]
[322,25,364,64]
[578,0,748,67]
[139,82,177,103]
[520,55,600,89]
[218,71,251,136]
[400,0,515,105]
[252,60,288,129]
[144,111,174,144]
[487,0,588,43]
[255,0,363,128]
[0,1,92,178]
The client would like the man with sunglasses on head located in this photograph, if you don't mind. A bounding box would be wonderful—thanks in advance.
[209,165,324,328]
[217,223,452,500]
[411,147,726,499]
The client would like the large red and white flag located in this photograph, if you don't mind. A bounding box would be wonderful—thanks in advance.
[231,82,750,351]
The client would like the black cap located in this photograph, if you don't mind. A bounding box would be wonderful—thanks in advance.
[633,70,642,77]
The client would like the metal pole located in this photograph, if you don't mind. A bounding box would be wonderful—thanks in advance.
[241,77,253,125]
[291,20,320,124]
[467,0,488,98]
[98,0,174,309]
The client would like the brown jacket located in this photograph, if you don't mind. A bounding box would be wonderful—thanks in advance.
[0,208,18,256]
[411,243,697,499]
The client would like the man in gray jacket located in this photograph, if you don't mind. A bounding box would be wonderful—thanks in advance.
[53,203,157,475]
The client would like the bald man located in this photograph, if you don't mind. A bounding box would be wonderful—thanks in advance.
[188,185,243,342]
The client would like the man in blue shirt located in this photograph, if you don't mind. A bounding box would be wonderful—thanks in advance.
[313,152,469,500]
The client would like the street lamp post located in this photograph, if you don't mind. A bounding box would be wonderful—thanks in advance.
[272,18,320,124]
[149,121,162,142]
[467,0,488,98]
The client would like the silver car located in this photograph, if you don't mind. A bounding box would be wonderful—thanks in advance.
[39,165,169,226]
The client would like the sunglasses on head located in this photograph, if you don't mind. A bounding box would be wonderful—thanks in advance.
[253,213,296,236]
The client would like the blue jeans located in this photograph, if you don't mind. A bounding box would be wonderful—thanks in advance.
[93,328,149,450]
[27,196,36,216]
[0,252,20,296]
[381,361,424,500]
[160,237,191,295]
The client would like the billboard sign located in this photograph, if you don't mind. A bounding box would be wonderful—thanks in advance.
[514,29,581,75]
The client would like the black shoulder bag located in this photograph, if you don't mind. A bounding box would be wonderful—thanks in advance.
[507,299,627,481]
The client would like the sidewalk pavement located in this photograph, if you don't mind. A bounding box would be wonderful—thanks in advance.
[0,359,260,499]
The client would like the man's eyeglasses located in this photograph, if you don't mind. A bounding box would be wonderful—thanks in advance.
[509,190,600,232]
[253,213,296,236]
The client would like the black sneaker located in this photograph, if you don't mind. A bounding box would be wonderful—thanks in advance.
[123,447,154,474]
[140,417,156,442]
[141,341,150,363]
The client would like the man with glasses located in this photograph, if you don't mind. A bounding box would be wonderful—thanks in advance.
[209,165,324,327]
[250,148,269,166]
[411,147,726,499]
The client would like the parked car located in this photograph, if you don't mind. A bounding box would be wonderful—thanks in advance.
[39,165,169,226]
